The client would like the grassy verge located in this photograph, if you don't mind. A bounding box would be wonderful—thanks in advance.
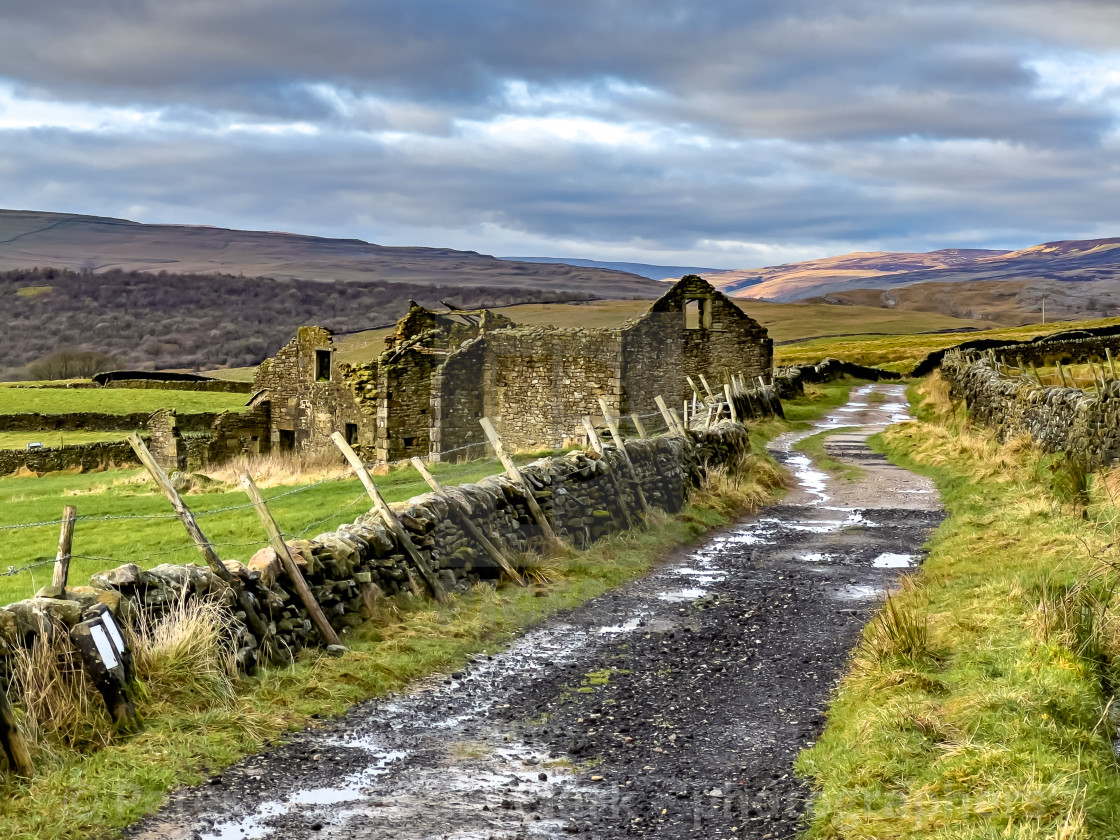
[796,375,1120,838]
[0,384,853,840]
[793,426,863,481]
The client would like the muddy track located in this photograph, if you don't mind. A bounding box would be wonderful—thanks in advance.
[126,384,941,840]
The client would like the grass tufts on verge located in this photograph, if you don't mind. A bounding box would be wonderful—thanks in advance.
[796,374,1120,839]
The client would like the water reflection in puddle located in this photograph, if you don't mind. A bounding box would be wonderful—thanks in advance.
[598,615,645,634]
[658,588,709,602]
[872,552,915,568]
[835,584,885,601]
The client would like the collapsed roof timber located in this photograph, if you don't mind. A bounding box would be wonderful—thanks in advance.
[250,275,773,463]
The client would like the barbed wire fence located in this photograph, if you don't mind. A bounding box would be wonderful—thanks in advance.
[0,406,684,595]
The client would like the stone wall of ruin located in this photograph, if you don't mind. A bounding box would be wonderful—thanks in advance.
[254,326,375,458]
[620,275,773,414]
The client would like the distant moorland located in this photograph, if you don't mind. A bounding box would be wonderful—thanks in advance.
[0,267,597,379]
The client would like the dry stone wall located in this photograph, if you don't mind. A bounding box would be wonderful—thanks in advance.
[105,379,252,394]
[0,412,219,433]
[942,353,1120,467]
[0,422,752,675]
[0,440,138,476]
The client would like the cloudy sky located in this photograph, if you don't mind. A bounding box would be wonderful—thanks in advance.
[1,1,1119,268]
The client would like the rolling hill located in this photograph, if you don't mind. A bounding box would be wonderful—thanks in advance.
[712,237,1120,306]
[502,256,736,283]
[0,209,663,297]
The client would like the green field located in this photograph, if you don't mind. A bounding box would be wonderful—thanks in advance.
[775,315,1120,371]
[0,387,248,415]
[0,456,530,605]
[0,431,133,450]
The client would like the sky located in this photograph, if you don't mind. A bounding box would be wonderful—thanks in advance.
[1,1,1119,269]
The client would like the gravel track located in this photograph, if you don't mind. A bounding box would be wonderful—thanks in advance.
[126,383,941,840]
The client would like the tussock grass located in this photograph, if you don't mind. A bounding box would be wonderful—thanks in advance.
[860,586,935,667]
[694,451,789,516]
[128,596,238,707]
[797,374,1120,839]
[10,620,112,756]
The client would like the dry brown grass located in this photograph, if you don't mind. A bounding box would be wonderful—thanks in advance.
[200,449,351,488]
[127,596,238,708]
[10,620,113,755]
[693,451,789,517]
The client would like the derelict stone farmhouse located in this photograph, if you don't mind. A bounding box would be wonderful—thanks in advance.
[249,275,772,463]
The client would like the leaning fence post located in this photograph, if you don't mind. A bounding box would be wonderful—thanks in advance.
[409,457,526,586]
[724,384,739,424]
[0,689,33,777]
[669,406,688,436]
[240,473,342,648]
[52,504,77,597]
[583,416,636,527]
[598,399,652,515]
[698,374,717,402]
[686,376,705,404]
[1108,347,1117,380]
[126,433,274,650]
[654,396,681,436]
[630,413,649,440]
[479,418,565,552]
[330,432,449,603]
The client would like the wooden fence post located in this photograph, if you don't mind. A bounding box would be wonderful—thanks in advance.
[1108,347,1117,380]
[598,399,652,515]
[330,433,449,603]
[53,504,76,597]
[479,419,565,552]
[685,376,705,404]
[669,406,688,436]
[409,457,526,586]
[0,689,33,777]
[724,384,739,424]
[654,396,679,436]
[698,374,717,402]
[126,433,274,648]
[240,473,341,648]
[630,413,649,440]
[582,416,636,527]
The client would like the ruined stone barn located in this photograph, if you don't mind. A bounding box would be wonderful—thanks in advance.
[251,275,773,463]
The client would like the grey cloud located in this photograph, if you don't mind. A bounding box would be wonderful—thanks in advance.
[0,1,1116,146]
[0,0,1118,264]
[2,120,1115,259]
